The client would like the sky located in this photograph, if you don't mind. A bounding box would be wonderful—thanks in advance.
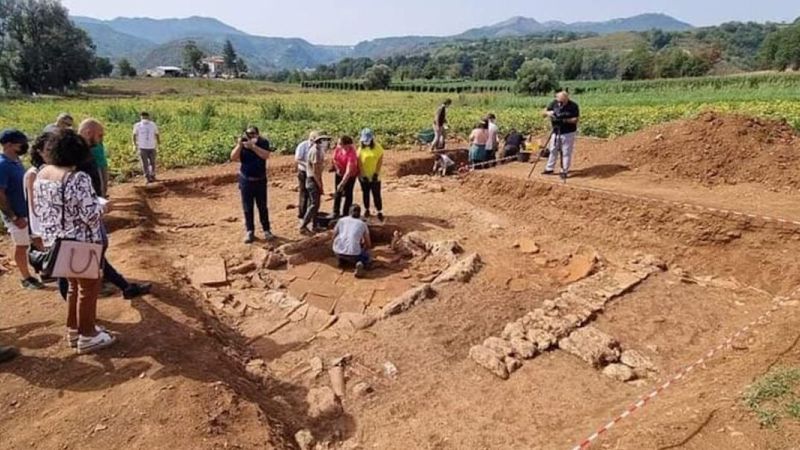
[61,0,800,46]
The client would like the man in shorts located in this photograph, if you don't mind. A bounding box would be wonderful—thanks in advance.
[0,129,44,289]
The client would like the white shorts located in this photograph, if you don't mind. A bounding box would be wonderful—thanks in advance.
[3,218,31,246]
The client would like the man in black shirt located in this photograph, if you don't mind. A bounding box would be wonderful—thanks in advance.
[231,126,273,244]
[431,99,451,151]
[541,91,580,179]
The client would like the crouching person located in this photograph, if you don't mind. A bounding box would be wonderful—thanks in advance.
[333,205,371,278]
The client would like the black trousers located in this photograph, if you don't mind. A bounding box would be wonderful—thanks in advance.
[297,171,308,219]
[333,174,356,217]
[239,177,270,233]
[359,178,383,212]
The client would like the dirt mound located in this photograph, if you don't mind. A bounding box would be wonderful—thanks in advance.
[608,112,800,189]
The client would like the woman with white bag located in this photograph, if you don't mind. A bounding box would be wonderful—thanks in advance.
[34,129,115,354]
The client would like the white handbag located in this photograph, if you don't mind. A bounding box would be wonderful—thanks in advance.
[41,172,103,280]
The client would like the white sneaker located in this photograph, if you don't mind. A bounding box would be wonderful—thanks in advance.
[67,326,107,348]
[77,331,116,354]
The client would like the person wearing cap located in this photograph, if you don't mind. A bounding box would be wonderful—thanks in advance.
[0,129,44,290]
[299,133,332,235]
[294,130,319,223]
[43,113,74,134]
[231,126,274,244]
[357,129,385,221]
[132,112,160,183]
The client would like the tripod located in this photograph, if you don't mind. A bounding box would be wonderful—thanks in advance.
[527,127,565,183]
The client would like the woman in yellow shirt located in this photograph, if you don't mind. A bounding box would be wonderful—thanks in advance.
[357,128,384,221]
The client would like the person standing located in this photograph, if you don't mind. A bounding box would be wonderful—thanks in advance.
[23,134,49,262]
[0,129,44,289]
[332,205,372,278]
[75,120,152,300]
[485,113,499,165]
[132,112,160,183]
[468,120,489,166]
[34,130,116,354]
[542,91,580,179]
[357,129,385,221]
[92,140,110,198]
[231,126,274,244]
[294,131,319,223]
[299,134,332,235]
[332,136,358,219]
[431,99,452,151]
[43,113,74,134]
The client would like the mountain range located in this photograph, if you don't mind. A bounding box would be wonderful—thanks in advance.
[71,13,693,72]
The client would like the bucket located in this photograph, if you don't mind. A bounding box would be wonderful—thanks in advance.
[518,152,532,163]
[315,213,335,229]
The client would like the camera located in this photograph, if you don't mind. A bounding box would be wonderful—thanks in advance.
[240,134,250,143]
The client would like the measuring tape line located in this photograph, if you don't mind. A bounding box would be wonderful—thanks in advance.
[571,300,782,450]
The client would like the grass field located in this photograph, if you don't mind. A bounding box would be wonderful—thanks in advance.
[1,75,799,180]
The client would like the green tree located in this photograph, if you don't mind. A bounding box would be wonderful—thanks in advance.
[0,0,97,93]
[363,64,392,90]
[757,21,800,70]
[222,39,238,76]
[93,57,114,78]
[117,58,136,77]
[515,58,559,95]
[235,57,248,77]
[619,44,655,80]
[182,40,205,75]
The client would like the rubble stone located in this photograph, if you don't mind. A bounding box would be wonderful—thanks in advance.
[469,345,509,380]
[510,338,537,359]
[433,253,482,285]
[559,326,620,368]
[620,350,655,371]
[295,429,315,450]
[381,284,435,318]
[501,321,526,340]
[483,337,514,357]
[504,356,523,374]
[306,387,341,418]
[603,364,636,382]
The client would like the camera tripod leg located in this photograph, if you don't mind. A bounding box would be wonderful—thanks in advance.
[527,130,555,179]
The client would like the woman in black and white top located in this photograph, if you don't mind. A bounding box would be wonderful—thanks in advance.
[34,130,115,354]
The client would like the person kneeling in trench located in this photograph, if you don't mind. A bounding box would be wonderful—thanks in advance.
[332,204,371,278]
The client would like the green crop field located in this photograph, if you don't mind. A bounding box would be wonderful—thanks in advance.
[1,75,800,181]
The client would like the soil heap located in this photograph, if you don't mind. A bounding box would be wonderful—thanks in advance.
[607,112,800,189]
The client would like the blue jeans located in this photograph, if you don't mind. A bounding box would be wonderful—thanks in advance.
[239,177,270,233]
[337,249,371,266]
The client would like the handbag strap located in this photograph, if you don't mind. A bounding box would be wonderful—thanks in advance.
[59,170,74,231]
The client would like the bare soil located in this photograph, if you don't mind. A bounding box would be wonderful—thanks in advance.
[2,118,800,450]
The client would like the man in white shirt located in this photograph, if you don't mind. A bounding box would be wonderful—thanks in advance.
[485,113,499,166]
[132,112,160,183]
[294,130,319,222]
[332,204,371,278]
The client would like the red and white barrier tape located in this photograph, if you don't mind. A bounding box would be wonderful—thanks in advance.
[468,154,520,170]
[571,300,783,450]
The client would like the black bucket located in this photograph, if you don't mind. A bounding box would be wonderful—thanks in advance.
[518,152,532,163]
[315,213,335,229]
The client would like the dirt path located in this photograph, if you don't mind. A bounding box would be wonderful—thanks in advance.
[2,150,799,450]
